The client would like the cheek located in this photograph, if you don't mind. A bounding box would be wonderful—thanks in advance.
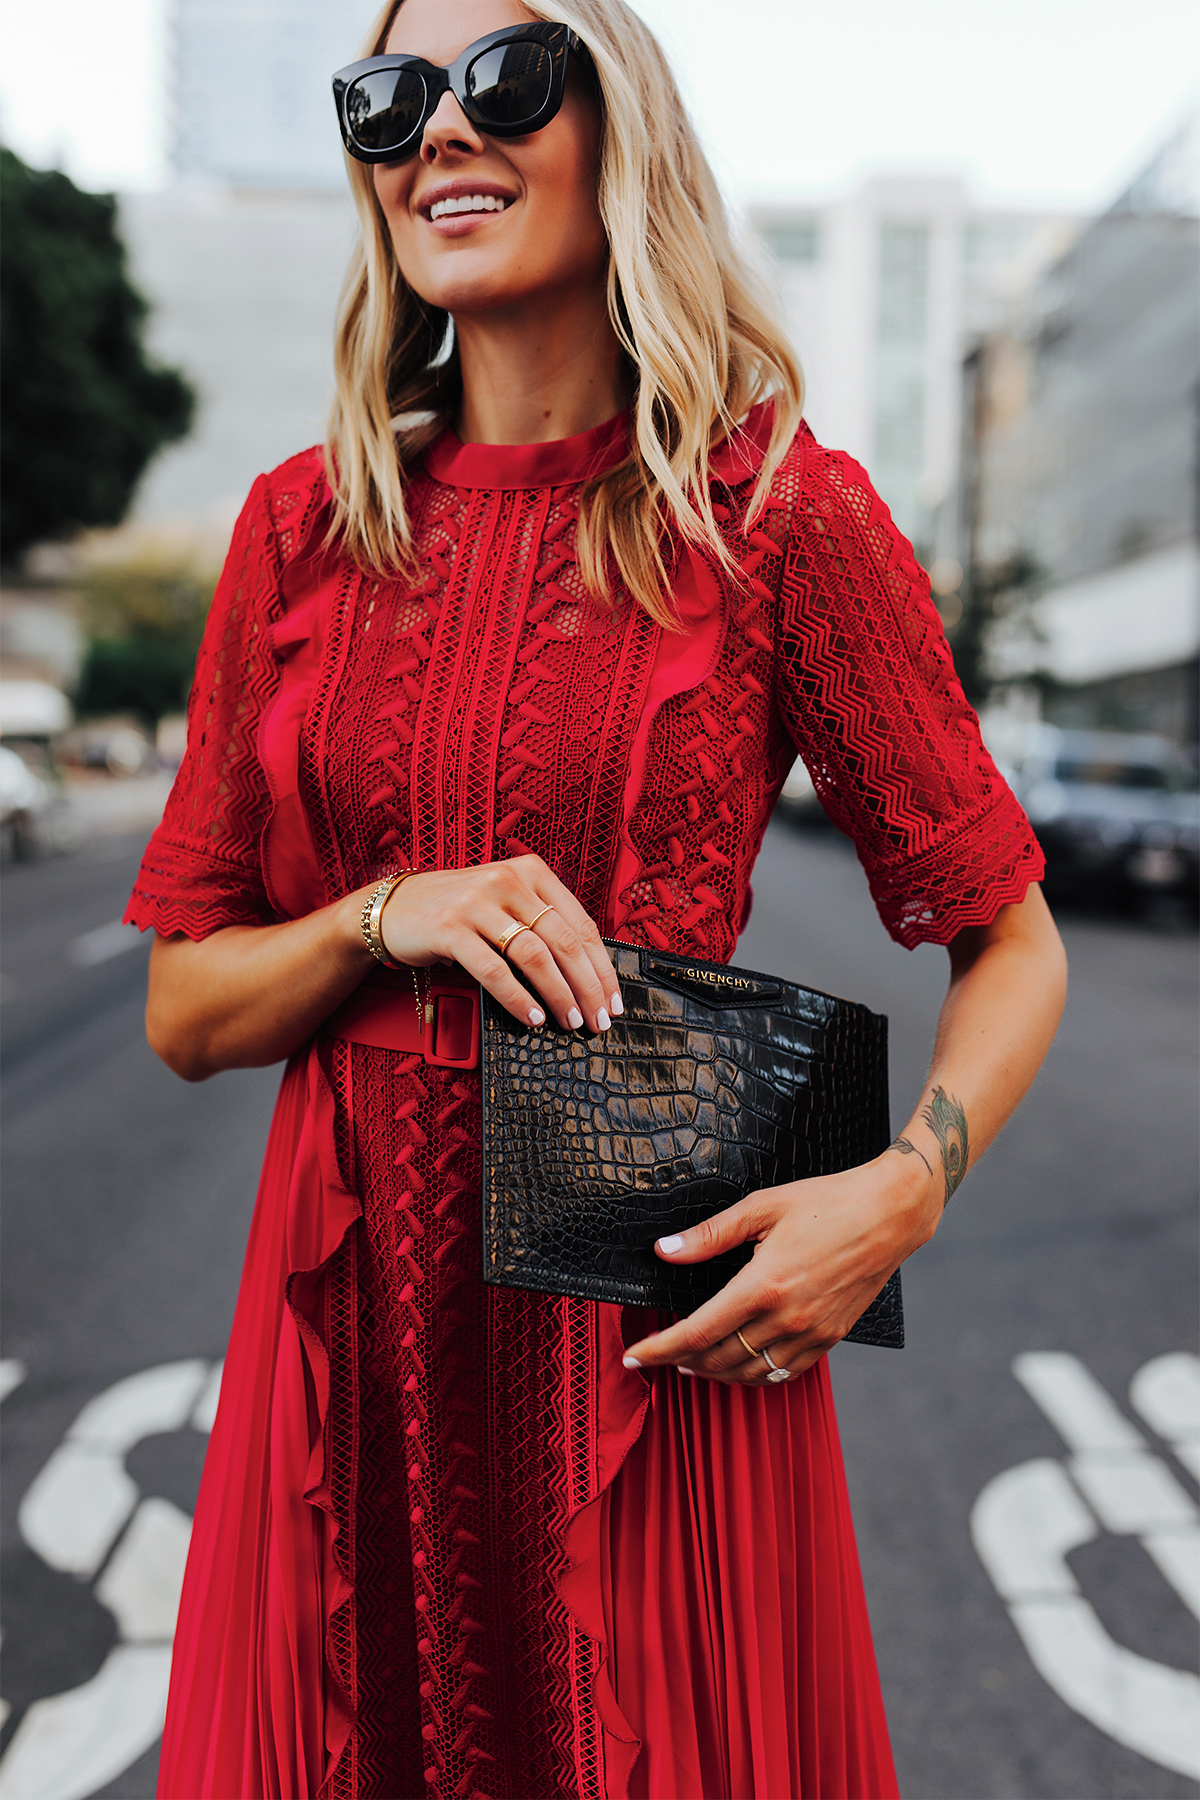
[528,153,606,269]
[373,173,426,277]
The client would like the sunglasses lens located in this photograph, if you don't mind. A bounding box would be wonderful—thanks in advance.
[345,68,428,153]
[465,41,554,126]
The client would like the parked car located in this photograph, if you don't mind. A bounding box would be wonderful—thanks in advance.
[0,744,55,863]
[59,720,155,775]
[0,681,76,862]
[1011,726,1199,907]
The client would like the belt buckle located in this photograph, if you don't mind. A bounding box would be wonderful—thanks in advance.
[423,980,480,1069]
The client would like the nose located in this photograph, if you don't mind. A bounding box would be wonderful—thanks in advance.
[421,88,486,163]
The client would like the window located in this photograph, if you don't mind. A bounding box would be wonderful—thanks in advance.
[758,219,821,263]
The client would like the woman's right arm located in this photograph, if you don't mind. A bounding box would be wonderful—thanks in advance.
[147,856,623,1082]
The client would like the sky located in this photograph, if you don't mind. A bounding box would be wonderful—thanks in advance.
[1,0,1197,211]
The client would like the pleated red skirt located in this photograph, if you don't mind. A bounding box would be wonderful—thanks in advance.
[159,1048,898,1799]
[603,1344,898,1799]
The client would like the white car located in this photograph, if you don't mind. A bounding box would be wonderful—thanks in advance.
[0,744,54,863]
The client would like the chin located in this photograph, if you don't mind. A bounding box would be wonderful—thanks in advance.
[404,255,548,317]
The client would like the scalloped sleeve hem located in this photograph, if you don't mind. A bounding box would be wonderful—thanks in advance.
[124,836,282,941]
[776,433,1046,951]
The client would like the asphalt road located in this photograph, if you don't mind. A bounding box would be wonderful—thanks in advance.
[1,818,1196,1799]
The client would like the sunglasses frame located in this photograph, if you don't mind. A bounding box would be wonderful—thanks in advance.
[333,22,588,165]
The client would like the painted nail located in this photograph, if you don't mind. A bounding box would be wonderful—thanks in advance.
[596,1008,611,1031]
[622,1354,642,1369]
[528,1006,546,1026]
[567,1007,584,1029]
[657,1234,685,1254]
[677,1365,697,1376]
[610,992,624,1016]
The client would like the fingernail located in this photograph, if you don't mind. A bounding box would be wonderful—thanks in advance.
[596,1008,611,1031]
[610,992,624,1016]
[567,1007,583,1029]
[528,1006,545,1026]
[657,1234,685,1254]
[622,1354,642,1369]
[677,1365,696,1376]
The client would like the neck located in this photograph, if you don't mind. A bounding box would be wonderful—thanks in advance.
[453,284,626,446]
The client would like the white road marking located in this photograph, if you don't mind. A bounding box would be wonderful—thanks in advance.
[17,1446,139,1581]
[973,1458,1097,1598]
[65,1362,208,1455]
[17,1362,207,1579]
[1142,1530,1200,1621]
[1013,1351,1143,1453]
[1131,1353,1200,1483]
[68,921,147,969]
[972,1351,1200,1781]
[1009,1595,1200,1781]
[94,1499,193,1643]
[0,1360,214,1800]
[0,1362,26,1405]
[1070,1450,1197,1534]
[190,1359,223,1435]
[0,1368,20,1723]
[0,1647,172,1800]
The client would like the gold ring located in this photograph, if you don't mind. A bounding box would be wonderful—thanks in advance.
[526,904,554,930]
[496,921,533,956]
[734,1328,760,1359]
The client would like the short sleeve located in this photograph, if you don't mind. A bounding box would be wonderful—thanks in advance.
[125,474,285,940]
[774,441,1044,948]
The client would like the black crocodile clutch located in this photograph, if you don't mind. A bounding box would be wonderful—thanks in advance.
[480,940,903,1349]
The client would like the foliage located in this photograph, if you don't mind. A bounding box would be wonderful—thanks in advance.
[74,556,216,729]
[948,550,1045,707]
[0,148,195,563]
[75,638,200,730]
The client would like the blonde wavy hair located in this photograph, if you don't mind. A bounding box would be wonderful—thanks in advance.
[327,0,803,625]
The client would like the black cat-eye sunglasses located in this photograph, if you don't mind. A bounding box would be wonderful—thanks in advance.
[333,22,590,165]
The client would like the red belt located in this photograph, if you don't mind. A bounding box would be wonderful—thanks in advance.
[323,965,481,1069]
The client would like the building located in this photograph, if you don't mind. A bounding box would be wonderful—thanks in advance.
[124,0,383,524]
[751,178,1075,551]
[122,188,359,526]
[171,0,378,190]
[962,114,1200,746]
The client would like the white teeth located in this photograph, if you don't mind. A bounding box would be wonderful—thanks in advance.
[429,194,508,220]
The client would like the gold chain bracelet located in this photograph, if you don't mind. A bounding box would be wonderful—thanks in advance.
[359,870,426,1038]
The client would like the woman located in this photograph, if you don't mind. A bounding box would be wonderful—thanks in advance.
[129,0,1067,1794]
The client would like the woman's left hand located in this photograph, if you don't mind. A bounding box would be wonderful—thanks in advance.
[622,1156,942,1384]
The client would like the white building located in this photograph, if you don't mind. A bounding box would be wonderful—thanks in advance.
[171,0,378,190]
[123,188,358,526]
[750,178,1076,551]
[966,113,1200,745]
[124,0,382,525]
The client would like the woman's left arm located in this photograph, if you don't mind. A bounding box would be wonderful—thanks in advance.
[623,881,1067,1381]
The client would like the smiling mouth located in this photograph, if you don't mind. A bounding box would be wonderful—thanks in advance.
[428,195,511,221]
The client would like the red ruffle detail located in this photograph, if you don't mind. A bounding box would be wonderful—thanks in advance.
[138,409,1033,1796]
[157,1045,361,1796]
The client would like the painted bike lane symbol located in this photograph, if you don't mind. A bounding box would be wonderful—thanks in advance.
[971,1351,1200,1781]
[0,1358,222,1800]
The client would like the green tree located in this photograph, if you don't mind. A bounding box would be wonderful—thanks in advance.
[0,148,195,563]
[74,555,216,729]
[949,549,1044,708]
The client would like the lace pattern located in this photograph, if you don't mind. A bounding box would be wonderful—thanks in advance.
[128,417,1042,1798]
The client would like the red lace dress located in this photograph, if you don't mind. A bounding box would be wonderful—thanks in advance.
[127,407,1043,1800]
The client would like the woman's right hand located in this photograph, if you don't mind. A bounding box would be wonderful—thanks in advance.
[380,854,621,1035]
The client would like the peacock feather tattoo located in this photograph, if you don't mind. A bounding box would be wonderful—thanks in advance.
[921,1085,969,1205]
